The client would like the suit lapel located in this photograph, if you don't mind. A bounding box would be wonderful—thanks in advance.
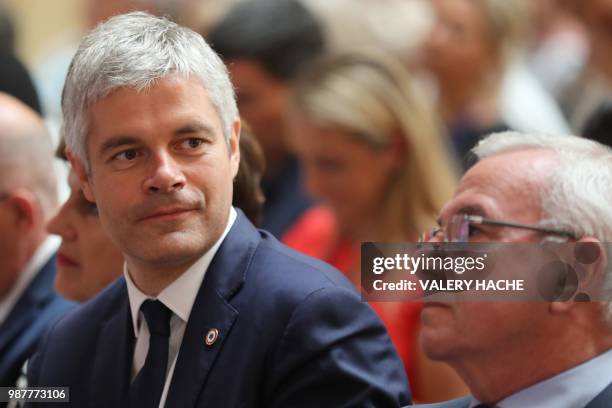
[89,280,135,408]
[586,381,612,408]
[165,211,260,408]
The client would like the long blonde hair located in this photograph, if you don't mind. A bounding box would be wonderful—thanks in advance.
[293,50,457,241]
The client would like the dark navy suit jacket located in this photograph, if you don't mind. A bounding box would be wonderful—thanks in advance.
[411,382,612,408]
[28,212,410,407]
[0,254,74,387]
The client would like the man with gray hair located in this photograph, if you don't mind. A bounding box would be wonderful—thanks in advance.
[412,131,612,407]
[27,12,410,407]
[0,93,73,387]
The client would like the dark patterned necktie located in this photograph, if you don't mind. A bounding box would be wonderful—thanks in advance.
[128,300,172,408]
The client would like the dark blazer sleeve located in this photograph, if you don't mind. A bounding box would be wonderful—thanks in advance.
[25,331,44,389]
[24,314,67,408]
[266,286,411,408]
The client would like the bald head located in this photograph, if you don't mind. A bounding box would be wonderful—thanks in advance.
[0,93,56,214]
[0,92,44,131]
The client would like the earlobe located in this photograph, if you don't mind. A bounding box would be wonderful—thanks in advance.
[81,182,96,203]
[66,149,96,203]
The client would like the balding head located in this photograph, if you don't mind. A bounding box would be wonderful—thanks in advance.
[0,93,57,298]
[0,93,57,215]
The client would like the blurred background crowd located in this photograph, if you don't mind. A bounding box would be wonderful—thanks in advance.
[1,0,611,403]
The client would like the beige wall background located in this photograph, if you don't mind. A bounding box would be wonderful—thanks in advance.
[5,0,84,66]
[3,0,239,67]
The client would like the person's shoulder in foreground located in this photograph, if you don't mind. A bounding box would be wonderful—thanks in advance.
[28,210,410,407]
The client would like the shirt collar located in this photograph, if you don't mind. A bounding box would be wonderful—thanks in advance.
[0,235,60,324]
[470,348,612,408]
[124,207,237,337]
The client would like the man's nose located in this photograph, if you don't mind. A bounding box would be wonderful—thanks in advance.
[47,205,76,241]
[142,152,186,194]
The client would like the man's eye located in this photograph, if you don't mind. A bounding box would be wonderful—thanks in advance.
[467,224,481,237]
[113,149,139,161]
[179,138,205,150]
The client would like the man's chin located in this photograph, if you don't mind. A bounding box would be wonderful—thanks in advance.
[126,233,208,266]
[420,330,456,361]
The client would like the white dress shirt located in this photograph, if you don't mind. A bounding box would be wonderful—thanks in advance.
[124,207,237,408]
[0,235,60,325]
[470,348,612,407]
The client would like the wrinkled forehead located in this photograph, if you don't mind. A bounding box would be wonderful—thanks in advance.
[441,149,558,222]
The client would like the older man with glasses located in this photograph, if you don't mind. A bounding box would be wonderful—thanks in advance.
[411,131,612,408]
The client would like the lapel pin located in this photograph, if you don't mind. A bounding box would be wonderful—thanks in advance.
[205,328,219,346]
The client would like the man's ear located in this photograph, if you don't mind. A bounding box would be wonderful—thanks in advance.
[8,189,39,231]
[229,118,241,179]
[66,149,96,203]
[550,237,607,314]
[573,238,607,298]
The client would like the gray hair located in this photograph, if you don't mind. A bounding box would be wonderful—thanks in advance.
[62,11,237,170]
[474,131,612,317]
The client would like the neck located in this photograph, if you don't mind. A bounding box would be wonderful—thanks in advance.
[450,321,612,404]
[126,253,202,296]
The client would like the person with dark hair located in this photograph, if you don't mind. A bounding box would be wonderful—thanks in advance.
[206,0,327,240]
[0,51,42,115]
[583,99,612,148]
[233,126,266,226]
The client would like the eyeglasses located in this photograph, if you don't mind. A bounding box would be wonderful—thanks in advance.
[419,214,578,243]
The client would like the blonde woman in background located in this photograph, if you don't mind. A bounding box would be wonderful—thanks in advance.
[287,50,466,402]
